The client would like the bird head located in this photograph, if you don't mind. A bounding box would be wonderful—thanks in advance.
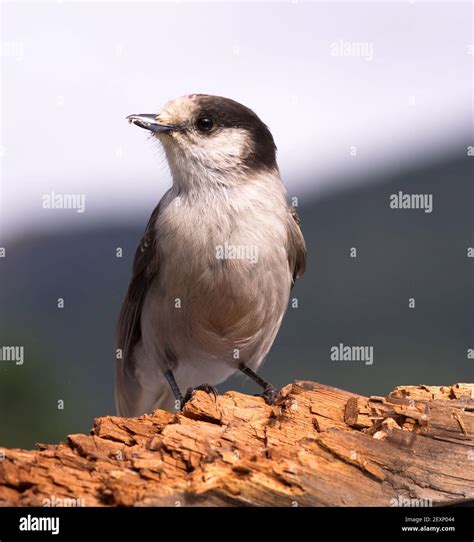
[127,94,277,188]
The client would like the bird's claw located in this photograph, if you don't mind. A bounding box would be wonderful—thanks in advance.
[258,385,280,405]
[182,383,218,408]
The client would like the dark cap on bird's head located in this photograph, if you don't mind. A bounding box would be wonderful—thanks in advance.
[127,94,278,175]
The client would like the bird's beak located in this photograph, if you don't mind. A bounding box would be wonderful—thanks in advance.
[126,114,173,133]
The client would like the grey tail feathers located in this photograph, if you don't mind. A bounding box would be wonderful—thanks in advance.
[115,360,176,417]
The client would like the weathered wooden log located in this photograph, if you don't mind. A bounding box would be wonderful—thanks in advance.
[0,382,472,507]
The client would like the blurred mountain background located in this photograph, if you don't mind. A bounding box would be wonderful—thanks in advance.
[1,151,472,448]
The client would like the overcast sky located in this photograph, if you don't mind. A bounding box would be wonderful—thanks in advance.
[0,1,471,239]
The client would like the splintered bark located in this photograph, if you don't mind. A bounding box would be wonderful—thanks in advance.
[0,382,473,507]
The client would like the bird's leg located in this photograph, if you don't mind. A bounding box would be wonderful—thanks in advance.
[238,362,279,405]
[164,369,184,410]
[164,370,218,410]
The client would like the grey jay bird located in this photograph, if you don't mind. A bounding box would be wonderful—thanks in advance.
[116,94,306,417]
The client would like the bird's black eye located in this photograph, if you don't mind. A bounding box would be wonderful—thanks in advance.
[196,116,214,132]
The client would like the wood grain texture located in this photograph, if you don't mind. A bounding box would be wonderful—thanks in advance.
[0,382,473,507]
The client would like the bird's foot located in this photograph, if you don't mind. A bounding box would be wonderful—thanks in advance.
[182,383,218,408]
[257,385,280,405]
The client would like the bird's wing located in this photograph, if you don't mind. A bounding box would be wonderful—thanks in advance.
[287,206,307,286]
[116,202,162,376]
